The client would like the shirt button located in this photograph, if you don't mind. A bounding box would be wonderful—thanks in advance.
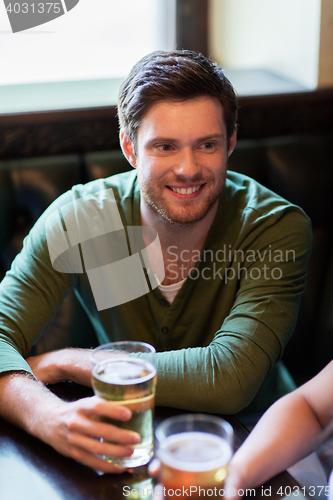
[160,299,169,306]
[161,327,169,334]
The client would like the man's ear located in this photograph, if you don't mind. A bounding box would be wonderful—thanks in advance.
[120,131,137,168]
[228,129,237,157]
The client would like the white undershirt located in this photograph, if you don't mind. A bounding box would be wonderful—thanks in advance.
[158,279,186,304]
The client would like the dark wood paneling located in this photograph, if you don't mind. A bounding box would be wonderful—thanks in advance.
[0,107,120,160]
[1,89,333,160]
[236,88,333,140]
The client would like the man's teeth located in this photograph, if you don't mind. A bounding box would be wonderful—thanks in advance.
[170,186,201,195]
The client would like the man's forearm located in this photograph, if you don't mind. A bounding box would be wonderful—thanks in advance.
[0,371,65,438]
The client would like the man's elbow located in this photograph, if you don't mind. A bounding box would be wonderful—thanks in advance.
[198,381,258,415]
[213,393,255,415]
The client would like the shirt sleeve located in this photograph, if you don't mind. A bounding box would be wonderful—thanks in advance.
[0,201,75,375]
[154,207,313,414]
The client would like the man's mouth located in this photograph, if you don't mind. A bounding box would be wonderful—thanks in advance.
[167,185,203,195]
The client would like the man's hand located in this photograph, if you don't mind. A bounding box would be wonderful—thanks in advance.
[45,395,141,473]
[26,348,93,386]
[0,372,140,473]
[27,352,67,385]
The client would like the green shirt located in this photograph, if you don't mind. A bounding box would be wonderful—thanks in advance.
[0,170,312,413]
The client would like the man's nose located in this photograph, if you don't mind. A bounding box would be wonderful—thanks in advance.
[173,148,201,178]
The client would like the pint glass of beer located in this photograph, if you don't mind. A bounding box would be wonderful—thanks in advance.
[156,414,233,499]
[91,341,157,468]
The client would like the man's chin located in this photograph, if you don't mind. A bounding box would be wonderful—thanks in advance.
[141,186,221,225]
[156,205,214,225]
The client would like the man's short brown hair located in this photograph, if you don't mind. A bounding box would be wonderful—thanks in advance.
[117,50,238,153]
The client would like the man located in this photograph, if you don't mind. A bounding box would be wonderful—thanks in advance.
[0,50,311,473]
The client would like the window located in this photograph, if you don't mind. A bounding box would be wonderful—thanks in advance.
[0,0,176,112]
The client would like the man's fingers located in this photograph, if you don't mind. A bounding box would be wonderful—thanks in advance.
[70,444,128,474]
[67,431,135,458]
[67,399,141,445]
[80,396,132,421]
[92,420,141,445]
[62,397,141,449]
[49,396,142,472]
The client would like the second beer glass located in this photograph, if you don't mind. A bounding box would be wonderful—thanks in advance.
[156,414,233,499]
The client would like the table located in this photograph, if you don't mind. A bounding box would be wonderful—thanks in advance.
[0,381,304,500]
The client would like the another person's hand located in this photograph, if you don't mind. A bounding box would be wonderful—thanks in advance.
[224,462,246,500]
[43,395,141,473]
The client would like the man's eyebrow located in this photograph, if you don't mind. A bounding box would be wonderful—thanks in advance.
[146,133,226,145]
[197,134,225,142]
[145,137,177,145]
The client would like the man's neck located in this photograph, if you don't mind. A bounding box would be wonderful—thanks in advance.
[140,199,218,285]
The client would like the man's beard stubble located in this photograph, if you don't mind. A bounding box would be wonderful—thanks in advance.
[137,171,226,226]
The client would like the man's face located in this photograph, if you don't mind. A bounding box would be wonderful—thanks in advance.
[122,97,236,225]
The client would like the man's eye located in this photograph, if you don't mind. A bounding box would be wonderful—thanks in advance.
[203,142,214,149]
[157,144,173,151]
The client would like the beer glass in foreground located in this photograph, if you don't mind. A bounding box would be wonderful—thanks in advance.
[91,341,156,468]
[156,414,233,500]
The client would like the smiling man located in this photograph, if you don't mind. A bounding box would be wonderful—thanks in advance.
[0,50,312,472]
[123,97,234,226]
[120,96,236,286]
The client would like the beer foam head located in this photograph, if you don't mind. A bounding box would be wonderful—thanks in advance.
[94,358,156,385]
[159,432,232,472]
